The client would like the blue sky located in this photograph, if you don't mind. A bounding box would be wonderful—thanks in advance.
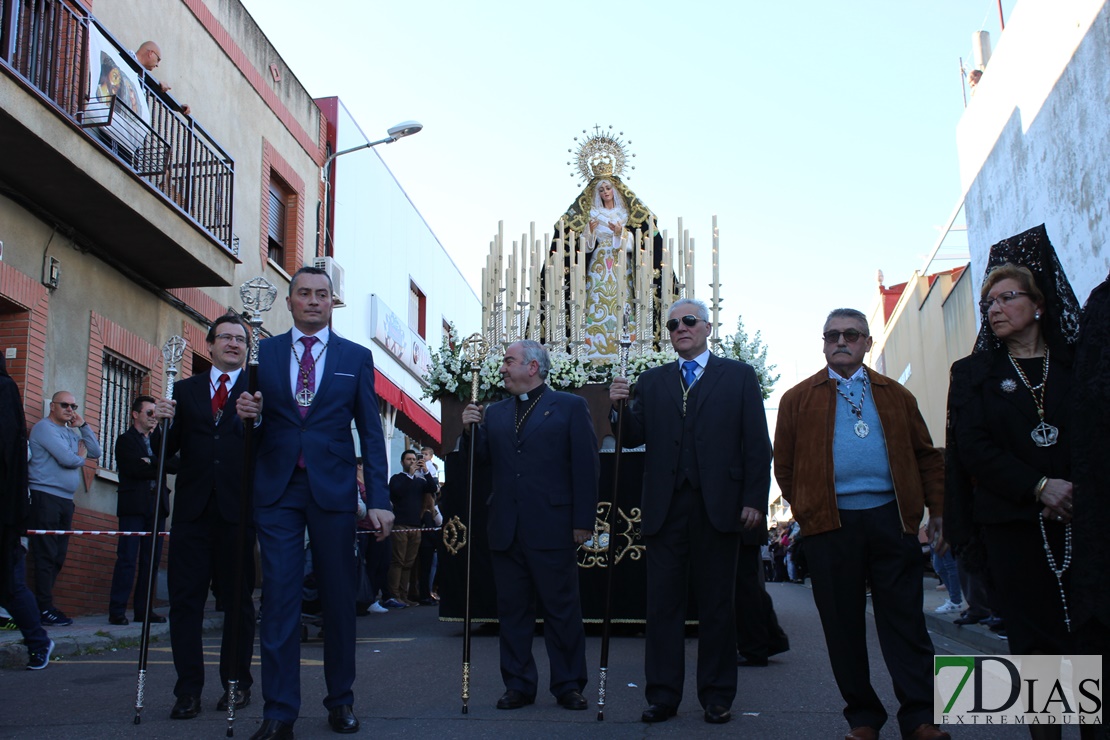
[241,0,1017,401]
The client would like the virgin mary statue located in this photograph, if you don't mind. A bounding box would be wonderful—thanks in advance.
[554,169,661,362]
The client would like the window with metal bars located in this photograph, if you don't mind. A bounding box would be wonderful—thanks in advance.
[99,351,147,471]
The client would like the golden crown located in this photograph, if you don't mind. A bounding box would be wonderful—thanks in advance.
[567,125,635,184]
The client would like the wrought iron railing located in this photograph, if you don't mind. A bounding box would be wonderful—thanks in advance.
[0,0,236,255]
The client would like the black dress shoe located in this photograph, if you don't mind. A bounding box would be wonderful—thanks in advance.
[496,689,535,710]
[327,705,359,734]
[704,704,732,724]
[108,614,129,626]
[641,703,677,723]
[736,653,769,667]
[557,689,588,710]
[135,612,167,624]
[170,694,201,720]
[217,687,251,710]
[250,719,294,740]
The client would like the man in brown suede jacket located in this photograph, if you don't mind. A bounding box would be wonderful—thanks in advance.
[774,308,948,740]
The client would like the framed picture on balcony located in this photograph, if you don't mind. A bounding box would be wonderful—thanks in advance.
[84,24,150,157]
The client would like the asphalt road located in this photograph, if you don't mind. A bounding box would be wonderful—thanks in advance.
[0,583,1031,739]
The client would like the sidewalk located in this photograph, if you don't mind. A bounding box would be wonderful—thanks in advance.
[917,573,1007,655]
[0,602,220,669]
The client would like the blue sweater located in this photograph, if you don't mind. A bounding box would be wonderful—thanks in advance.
[831,374,896,510]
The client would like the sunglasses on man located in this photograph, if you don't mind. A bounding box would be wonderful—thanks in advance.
[822,329,866,344]
[54,401,79,410]
[666,315,704,332]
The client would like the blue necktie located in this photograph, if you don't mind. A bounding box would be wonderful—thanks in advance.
[682,360,698,388]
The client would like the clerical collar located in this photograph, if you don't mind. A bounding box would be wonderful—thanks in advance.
[517,383,548,403]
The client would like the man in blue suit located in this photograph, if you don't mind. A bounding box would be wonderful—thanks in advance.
[461,340,599,712]
[236,267,392,740]
[610,298,772,726]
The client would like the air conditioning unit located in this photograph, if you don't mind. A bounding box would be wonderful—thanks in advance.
[311,256,346,306]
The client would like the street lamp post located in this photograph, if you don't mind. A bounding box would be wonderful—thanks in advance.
[320,120,423,256]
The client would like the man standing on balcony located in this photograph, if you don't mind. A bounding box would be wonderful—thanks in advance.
[163,312,255,720]
[134,40,190,115]
[236,266,392,739]
[27,391,102,628]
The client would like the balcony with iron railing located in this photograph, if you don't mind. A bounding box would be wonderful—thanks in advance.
[0,0,239,287]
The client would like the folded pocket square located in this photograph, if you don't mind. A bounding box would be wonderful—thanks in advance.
[334,372,355,377]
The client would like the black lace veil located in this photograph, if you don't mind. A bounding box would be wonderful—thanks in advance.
[972,224,1081,355]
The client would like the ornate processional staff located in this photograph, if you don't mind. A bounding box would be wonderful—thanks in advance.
[460,333,488,715]
[225,277,278,736]
[133,335,186,724]
[597,313,632,721]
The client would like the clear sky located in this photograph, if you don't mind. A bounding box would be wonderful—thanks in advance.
[240,0,1017,403]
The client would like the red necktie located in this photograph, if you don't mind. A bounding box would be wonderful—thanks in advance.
[296,337,317,469]
[212,373,229,421]
[296,336,317,420]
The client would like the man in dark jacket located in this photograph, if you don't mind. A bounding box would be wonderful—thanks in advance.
[107,394,173,624]
[164,312,255,719]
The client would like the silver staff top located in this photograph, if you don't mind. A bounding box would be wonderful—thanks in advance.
[160,335,187,400]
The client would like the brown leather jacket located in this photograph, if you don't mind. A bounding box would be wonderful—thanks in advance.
[774,366,944,537]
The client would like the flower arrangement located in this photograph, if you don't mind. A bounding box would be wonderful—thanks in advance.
[422,323,678,401]
[623,348,678,385]
[421,324,508,404]
[547,351,600,390]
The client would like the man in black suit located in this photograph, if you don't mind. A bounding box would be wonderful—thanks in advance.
[164,312,255,720]
[461,340,599,712]
[108,395,174,624]
[610,298,772,725]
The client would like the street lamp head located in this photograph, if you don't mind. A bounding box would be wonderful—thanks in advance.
[387,120,423,140]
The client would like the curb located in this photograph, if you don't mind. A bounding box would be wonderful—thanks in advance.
[0,613,223,670]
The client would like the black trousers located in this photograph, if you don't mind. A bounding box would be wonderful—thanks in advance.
[644,483,739,710]
[805,501,935,736]
[490,536,587,698]
[28,490,73,611]
[168,496,256,697]
[735,543,789,660]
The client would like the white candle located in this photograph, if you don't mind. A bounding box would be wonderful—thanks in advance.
[659,230,669,337]
[712,216,720,335]
[687,233,695,301]
[481,265,488,336]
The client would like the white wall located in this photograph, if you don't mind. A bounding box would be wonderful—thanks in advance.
[329,101,481,423]
[956,0,1110,304]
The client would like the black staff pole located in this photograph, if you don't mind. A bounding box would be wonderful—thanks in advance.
[597,325,632,721]
[459,333,488,715]
[225,277,278,736]
[134,336,186,724]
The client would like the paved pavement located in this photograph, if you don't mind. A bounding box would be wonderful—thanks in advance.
[0,576,1023,739]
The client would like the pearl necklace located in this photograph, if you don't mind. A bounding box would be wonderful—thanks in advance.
[1038,515,1073,633]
